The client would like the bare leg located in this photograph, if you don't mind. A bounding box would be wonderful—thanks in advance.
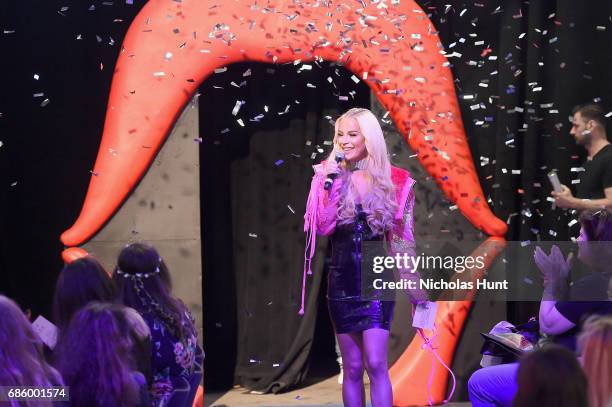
[363,328,392,407]
[336,332,366,407]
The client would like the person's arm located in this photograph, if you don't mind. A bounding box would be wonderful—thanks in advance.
[387,178,427,303]
[304,163,342,236]
[534,245,574,335]
[538,301,576,335]
[553,186,612,210]
[302,162,342,311]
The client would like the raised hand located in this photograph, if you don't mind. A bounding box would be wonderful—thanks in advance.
[534,245,571,299]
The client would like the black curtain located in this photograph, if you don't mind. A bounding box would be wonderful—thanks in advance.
[424,0,612,321]
[0,0,147,313]
[200,62,370,391]
[424,0,612,240]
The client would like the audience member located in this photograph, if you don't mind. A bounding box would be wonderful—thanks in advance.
[578,315,612,407]
[513,345,588,407]
[469,210,612,407]
[52,256,116,332]
[538,210,612,350]
[124,306,153,385]
[0,295,63,405]
[114,243,203,407]
[54,302,149,407]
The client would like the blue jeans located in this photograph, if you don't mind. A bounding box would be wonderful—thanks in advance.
[468,363,518,407]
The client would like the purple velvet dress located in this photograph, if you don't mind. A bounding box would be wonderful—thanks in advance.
[303,163,416,321]
[327,204,395,334]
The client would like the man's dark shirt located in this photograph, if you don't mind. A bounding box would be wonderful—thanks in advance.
[576,143,612,199]
[553,270,612,351]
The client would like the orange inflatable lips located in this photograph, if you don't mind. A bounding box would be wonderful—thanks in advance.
[61,0,506,249]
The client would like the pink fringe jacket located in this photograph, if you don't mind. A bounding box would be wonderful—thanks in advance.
[301,163,416,314]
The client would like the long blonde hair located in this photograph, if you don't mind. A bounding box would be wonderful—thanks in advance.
[326,108,397,235]
[0,295,63,406]
[578,315,612,407]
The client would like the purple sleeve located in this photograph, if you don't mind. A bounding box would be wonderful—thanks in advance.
[554,301,609,324]
[387,177,416,260]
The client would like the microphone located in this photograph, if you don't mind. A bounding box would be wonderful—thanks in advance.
[324,151,345,191]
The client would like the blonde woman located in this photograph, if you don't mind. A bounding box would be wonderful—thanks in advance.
[304,108,422,407]
[578,315,612,407]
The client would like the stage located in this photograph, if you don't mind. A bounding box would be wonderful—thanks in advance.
[205,375,471,407]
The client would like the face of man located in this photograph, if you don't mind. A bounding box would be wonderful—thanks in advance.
[570,112,593,146]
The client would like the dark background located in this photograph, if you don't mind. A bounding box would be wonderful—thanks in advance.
[1,0,611,397]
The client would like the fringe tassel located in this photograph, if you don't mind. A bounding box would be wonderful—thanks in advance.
[300,174,321,315]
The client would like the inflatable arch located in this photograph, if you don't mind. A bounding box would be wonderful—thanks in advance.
[60,0,508,404]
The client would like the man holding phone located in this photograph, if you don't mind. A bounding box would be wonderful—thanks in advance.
[552,103,612,211]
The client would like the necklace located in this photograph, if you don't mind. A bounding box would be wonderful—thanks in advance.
[347,158,367,172]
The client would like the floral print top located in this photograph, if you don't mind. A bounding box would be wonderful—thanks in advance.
[142,303,201,406]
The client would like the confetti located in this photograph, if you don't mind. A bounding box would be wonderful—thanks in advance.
[297,64,312,72]
[231,100,245,116]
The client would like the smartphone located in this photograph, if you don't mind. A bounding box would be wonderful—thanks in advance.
[547,171,562,193]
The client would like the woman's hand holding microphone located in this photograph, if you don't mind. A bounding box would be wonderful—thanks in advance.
[324,158,341,177]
